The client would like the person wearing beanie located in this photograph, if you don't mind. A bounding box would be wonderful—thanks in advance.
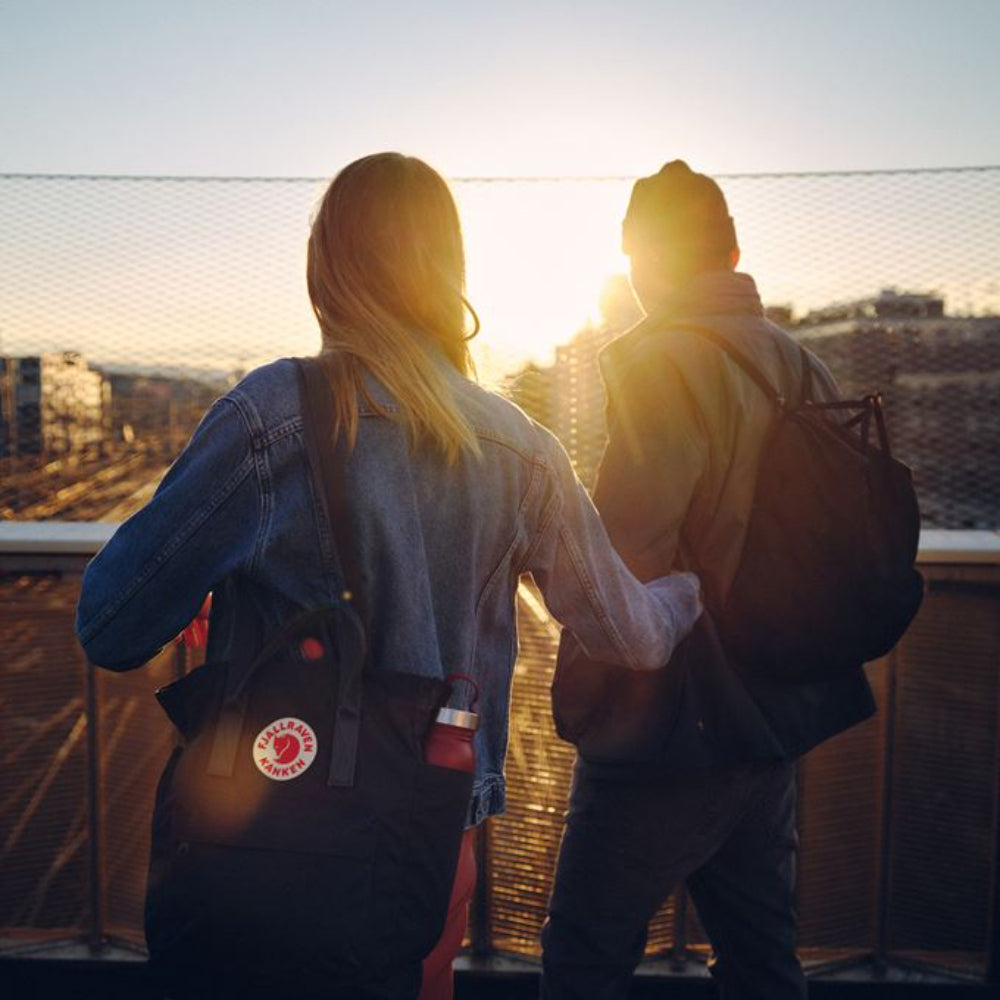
[541,161,876,999]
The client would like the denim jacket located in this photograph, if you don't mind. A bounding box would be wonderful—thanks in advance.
[76,355,702,823]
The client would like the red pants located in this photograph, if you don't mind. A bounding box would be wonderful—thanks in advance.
[419,828,477,1000]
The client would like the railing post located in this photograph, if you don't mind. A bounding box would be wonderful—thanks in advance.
[471,817,494,957]
[670,890,689,971]
[83,657,106,953]
[873,648,900,977]
[986,646,1000,986]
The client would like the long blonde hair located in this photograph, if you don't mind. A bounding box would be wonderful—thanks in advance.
[307,153,480,462]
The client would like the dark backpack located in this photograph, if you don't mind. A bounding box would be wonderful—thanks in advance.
[144,359,473,998]
[676,324,924,683]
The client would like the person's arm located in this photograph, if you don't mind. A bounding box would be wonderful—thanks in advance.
[592,340,709,582]
[523,430,701,671]
[75,396,262,671]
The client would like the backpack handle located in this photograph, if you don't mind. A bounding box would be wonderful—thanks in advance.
[229,602,365,702]
[669,324,895,463]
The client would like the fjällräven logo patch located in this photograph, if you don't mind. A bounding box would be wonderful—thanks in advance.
[253,717,317,781]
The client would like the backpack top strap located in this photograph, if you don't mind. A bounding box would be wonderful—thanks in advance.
[669,323,787,410]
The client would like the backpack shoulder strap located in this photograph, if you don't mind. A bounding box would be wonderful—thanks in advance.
[797,344,816,405]
[296,357,366,618]
[669,323,787,410]
[206,358,369,787]
[296,356,369,788]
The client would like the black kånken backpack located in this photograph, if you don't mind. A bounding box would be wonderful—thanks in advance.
[677,324,924,683]
[145,359,473,998]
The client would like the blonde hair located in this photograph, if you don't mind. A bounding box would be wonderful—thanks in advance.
[307,152,481,462]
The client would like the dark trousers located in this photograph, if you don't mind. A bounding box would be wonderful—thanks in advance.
[541,759,807,1000]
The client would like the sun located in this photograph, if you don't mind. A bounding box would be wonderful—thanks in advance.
[455,179,632,380]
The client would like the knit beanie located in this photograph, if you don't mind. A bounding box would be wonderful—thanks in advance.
[621,160,737,262]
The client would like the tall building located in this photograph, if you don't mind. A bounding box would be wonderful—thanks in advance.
[508,286,998,529]
[793,290,1000,529]
[0,352,107,458]
[507,275,641,489]
[102,371,223,455]
[549,322,616,489]
[503,362,557,433]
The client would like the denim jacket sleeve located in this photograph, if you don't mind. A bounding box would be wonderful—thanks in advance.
[523,430,702,671]
[75,396,262,671]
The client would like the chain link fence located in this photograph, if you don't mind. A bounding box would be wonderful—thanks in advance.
[2,167,999,980]
[1,166,998,524]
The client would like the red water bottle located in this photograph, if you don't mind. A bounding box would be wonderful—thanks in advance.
[177,593,212,650]
[424,673,479,773]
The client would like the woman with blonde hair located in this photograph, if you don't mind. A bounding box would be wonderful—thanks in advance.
[76,153,701,998]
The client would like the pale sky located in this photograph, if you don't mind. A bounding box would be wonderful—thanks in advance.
[3,1,999,179]
[2,1,999,378]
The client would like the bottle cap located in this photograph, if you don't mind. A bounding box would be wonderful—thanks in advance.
[434,707,479,731]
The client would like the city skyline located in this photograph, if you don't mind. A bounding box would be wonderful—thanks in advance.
[3,279,999,386]
[4,286,998,532]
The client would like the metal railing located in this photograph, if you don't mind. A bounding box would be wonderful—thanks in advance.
[1,525,998,984]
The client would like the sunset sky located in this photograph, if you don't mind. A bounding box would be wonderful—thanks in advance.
[2,1,999,376]
[4,1,999,178]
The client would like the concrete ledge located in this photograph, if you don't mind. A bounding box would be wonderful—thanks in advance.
[2,522,999,564]
[917,530,1000,564]
[0,520,115,555]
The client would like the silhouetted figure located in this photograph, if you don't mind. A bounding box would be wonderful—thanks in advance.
[541,161,876,1000]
